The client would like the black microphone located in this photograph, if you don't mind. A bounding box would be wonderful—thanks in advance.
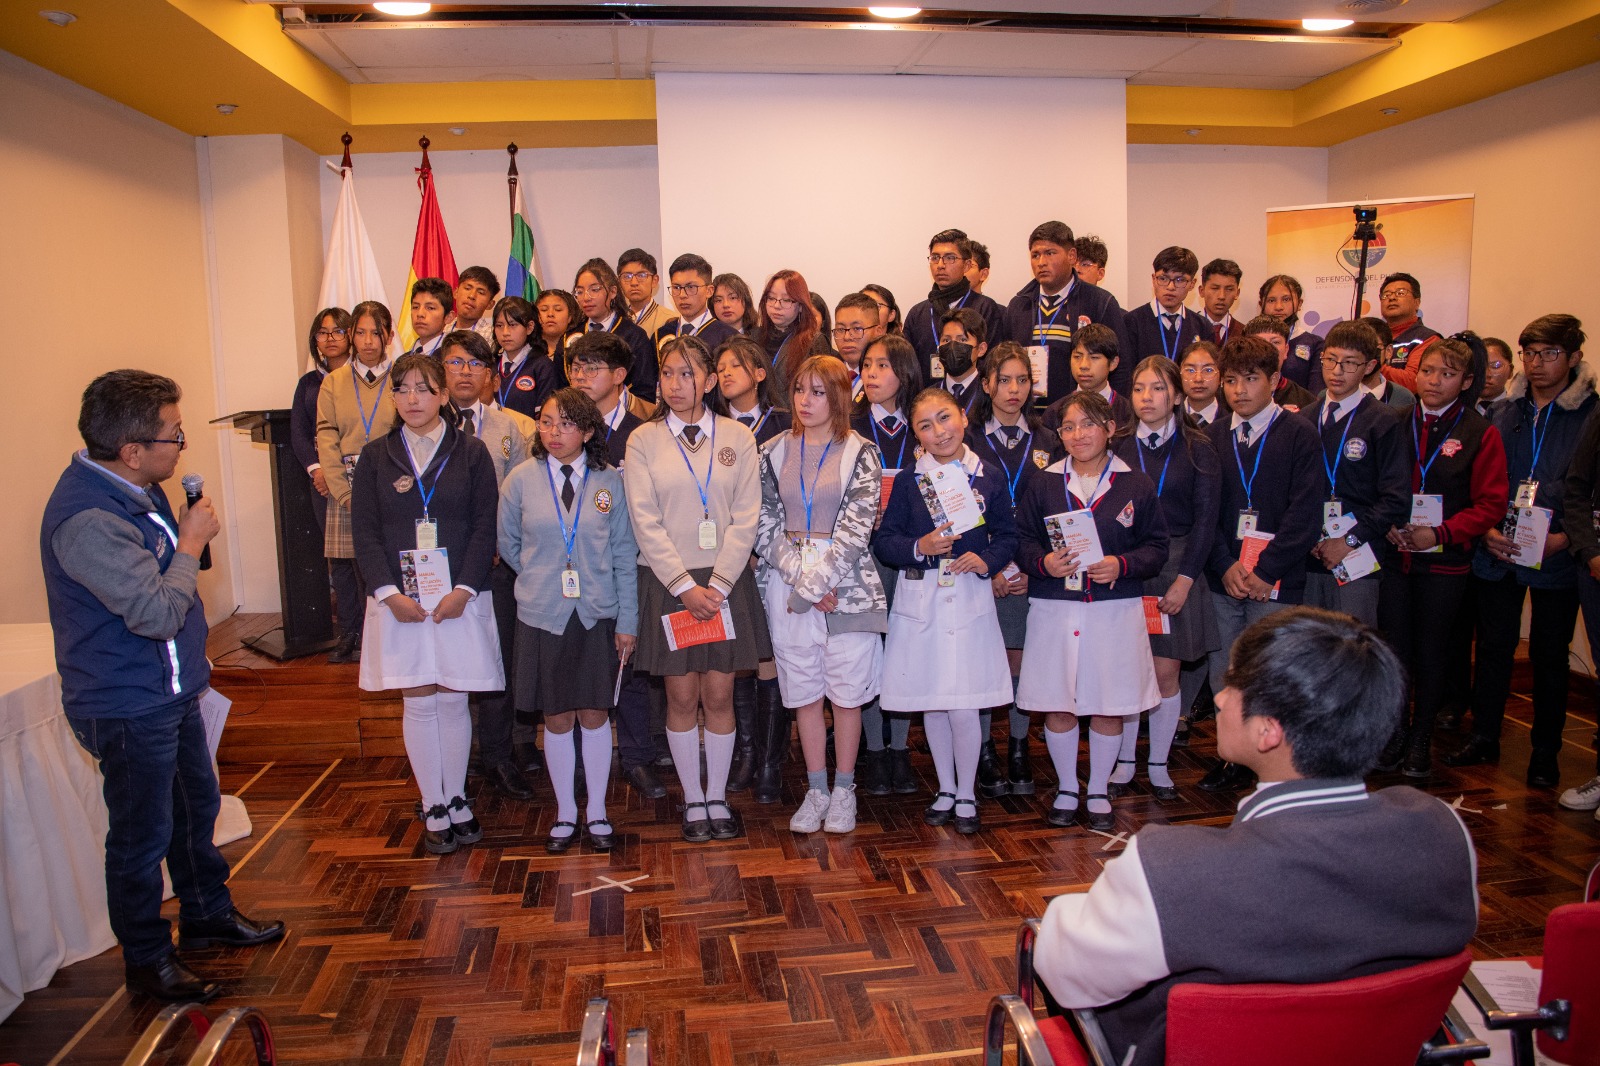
[180,473,213,571]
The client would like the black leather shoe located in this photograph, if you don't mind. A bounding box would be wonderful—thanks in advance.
[977,739,1009,799]
[1045,793,1079,828]
[626,763,667,799]
[513,741,545,775]
[1375,727,1408,773]
[545,822,578,853]
[1435,710,1463,734]
[1188,683,1216,723]
[1172,716,1190,747]
[420,804,458,854]
[1442,736,1501,768]
[1007,737,1036,795]
[1197,760,1254,793]
[1085,796,1115,833]
[586,819,617,851]
[1402,732,1432,779]
[484,761,535,800]
[177,908,286,951]
[1527,749,1560,789]
[1147,762,1179,802]
[446,796,482,844]
[681,802,713,843]
[860,749,892,796]
[953,799,981,835]
[326,632,358,664]
[125,954,220,1003]
[889,748,919,795]
[1107,761,1137,798]
[705,801,742,840]
[923,792,957,827]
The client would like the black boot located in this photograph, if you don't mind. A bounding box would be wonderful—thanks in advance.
[1374,724,1408,773]
[888,747,918,794]
[860,748,892,796]
[1402,730,1432,779]
[1007,737,1036,795]
[977,738,1009,799]
[752,681,788,804]
[728,674,759,793]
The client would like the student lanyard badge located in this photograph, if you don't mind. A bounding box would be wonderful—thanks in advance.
[546,461,591,598]
[929,290,972,374]
[1157,311,1183,363]
[402,431,451,549]
[1320,408,1357,532]
[601,398,626,443]
[1231,411,1277,538]
[1135,430,1173,497]
[989,427,1033,509]
[1061,459,1113,591]
[1033,284,1070,345]
[351,362,389,450]
[1410,405,1465,530]
[796,436,834,570]
[672,417,720,550]
[1517,402,1553,508]
[495,349,529,408]
[870,413,910,469]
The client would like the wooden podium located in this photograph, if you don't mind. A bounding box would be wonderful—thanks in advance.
[212,409,337,660]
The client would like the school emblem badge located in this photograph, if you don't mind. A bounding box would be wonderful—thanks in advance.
[500,435,512,459]
[594,489,612,513]
[1440,439,1463,457]
[393,475,415,493]
[717,446,737,468]
[1117,501,1136,528]
[1077,315,1091,330]
[1032,449,1050,469]
[514,375,535,391]
[1344,438,1367,461]
[1295,344,1310,360]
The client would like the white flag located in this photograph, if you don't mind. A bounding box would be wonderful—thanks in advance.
[318,164,389,317]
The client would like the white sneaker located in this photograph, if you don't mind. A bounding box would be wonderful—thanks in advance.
[823,785,858,833]
[1559,775,1600,811]
[790,788,831,833]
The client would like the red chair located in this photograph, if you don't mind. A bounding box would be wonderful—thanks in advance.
[986,918,1488,1065]
[1458,860,1600,1066]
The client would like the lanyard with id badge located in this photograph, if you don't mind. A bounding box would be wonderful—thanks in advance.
[1060,460,1113,592]
[1230,411,1277,541]
[1410,407,1465,552]
[402,431,450,552]
[546,461,591,598]
[1320,408,1357,538]
[671,418,720,551]
[796,436,834,571]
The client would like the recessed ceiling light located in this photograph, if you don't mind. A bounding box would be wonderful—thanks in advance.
[868,7,922,18]
[216,104,238,115]
[38,10,77,26]
[1185,128,1202,137]
[1380,107,1400,115]
[373,2,431,15]
[448,126,467,136]
[1302,18,1355,30]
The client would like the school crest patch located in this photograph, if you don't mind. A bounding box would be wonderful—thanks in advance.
[1117,501,1136,528]
[393,475,415,493]
[1344,438,1367,461]
[1032,449,1051,469]
[1077,315,1092,330]
[1294,344,1310,360]
[1440,439,1463,457]
[514,375,536,391]
[500,435,512,459]
[594,489,613,513]
[717,446,737,468]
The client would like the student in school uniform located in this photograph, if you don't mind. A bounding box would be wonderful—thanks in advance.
[1245,316,1317,412]
[499,387,638,853]
[1016,390,1169,831]
[716,336,791,446]
[618,248,679,341]
[832,293,886,401]
[352,354,502,855]
[937,307,990,420]
[574,258,658,404]
[712,273,760,336]
[1377,337,1506,777]
[657,253,737,354]
[1445,317,1594,788]
[755,269,831,405]
[316,300,398,664]
[1198,335,1324,794]
[1258,274,1325,392]
[1479,338,1516,409]
[292,307,352,559]
[1178,340,1230,427]
[965,240,991,294]
[905,229,1009,386]
[624,335,772,842]
[490,296,557,422]
[404,277,453,358]
[449,266,500,345]
[875,388,1018,834]
[1074,235,1108,287]
[535,289,582,387]
[1123,246,1209,365]
[1197,259,1244,346]
[1004,221,1131,404]
[966,341,1063,798]
[851,334,924,796]
[756,356,889,834]
[1043,324,1135,433]
[1358,317,1419,410]
[1108,356,1220,802]
[861,284,903,336]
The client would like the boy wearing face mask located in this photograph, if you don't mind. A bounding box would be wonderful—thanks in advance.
[938,308,989,418]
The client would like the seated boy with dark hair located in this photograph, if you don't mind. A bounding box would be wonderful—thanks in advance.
[1124,246,1209,363]
[408,277,454,357]
[1033,606,1478,1066]
[1244,315,1316,412]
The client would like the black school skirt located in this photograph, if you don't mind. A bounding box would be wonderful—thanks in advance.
[634,566,773,676]
[515,614,619,714]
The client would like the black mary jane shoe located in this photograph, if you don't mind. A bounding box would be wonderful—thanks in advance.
[1045,792,1080,828]
[421,804,458,854]
[586,819,617,851]
[125,954,221,1003]
[923,791,957,827]
[1147,762,1179,802]
[682,801,713,843]
[545,821,580,854]
[705,801,742,840]
[177,908,286,951]
[1106,760,1137,798]
[953,799,981,835]
[447,796,482,844]
[1084,794,1115,833]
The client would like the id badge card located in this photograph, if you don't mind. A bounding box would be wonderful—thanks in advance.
[561,568,580,599]
[1514,480,1540,508]
[698,518,718,551]
[1411,494,1444,526]
[800,539,820,570]
[342,454,359,475]
[930,357,945,380]
[415,518,438,550]
[937,558,956,587]
[1236,509,1259,539]
[1064,569,1083,592]
[1322,499,1343,532]
[1026,345,1050,397]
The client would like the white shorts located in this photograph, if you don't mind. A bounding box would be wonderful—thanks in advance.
[764,572,883,708]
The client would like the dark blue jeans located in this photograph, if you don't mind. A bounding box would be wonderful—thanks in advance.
[67,698,234,967]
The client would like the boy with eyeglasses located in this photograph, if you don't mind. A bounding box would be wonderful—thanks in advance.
[1074,235,1108,287]
[1003,220,1130,405]
[833,293,885,400]
[905,228,1009,387]
[1377,273,1441,394]
[1179,340,1227,426]
[1197,259,1244,345]
[617,248,678,341]
[1124,246,1210,366]
[450,266,501,345]
[656,253,736,354]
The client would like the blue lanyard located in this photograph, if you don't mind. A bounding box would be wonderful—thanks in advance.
[401,430,451,519]
[1034,284,1071,344]
[670,417,717,518]
[1320,407,1357,496]
[745,407,773,438]
[988,426,1032,508]
[1063,458,1113,511]
[1135,430,1174,496]
[601,399,625,441]
[544,460,590,566]
[1527,401,1553,479]
[932,290,972,349]
[870,413,910,468]
[352,363,388,440]
[1412,405,1466,493]
[798,436,834,533]
[1230,411,1277,510]
[496,347,530,407]
[1157,310,1182,363]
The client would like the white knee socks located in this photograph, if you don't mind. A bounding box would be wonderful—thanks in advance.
[581,723,613,823]
[1147,694,1182,788]
[1110,714,1140,784]
[666,727,706,816]
[949,708,982,802]
[1086,727,1121,813]
[1045,723,1081,808]
[402,694,448,828]
[435,691,472,821]
[545,728,579,831]
[703,728,735,805]
[923,712,956,809]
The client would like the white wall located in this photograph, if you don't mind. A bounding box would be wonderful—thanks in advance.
[1127,144,1328,313]
[655,73,1129,315]
[318,145,663,310]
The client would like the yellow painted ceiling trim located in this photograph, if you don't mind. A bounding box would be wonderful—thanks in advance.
[351,80,657,127]
[166,0,351,118]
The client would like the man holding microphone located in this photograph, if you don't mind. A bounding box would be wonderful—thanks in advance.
[40,369,283,1003]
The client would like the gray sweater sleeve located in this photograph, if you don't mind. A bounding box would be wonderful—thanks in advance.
[51,508,201,641]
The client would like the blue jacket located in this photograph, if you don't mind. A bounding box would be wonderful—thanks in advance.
[40,455,210,719]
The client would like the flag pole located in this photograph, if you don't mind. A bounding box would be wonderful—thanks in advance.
[416,135,432,194]
[507,142,520,223]
[340,131,353,171]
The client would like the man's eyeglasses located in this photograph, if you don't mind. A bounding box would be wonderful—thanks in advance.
[315,328,347,339]
[832,325,869,339]
[1521,347,1567,365]
[1153,273,1193,289]
[443,357,489,372]
[927,253,966,266]
[1319,356,1369,374]
[618,271,655,283]
[139,430,186,450]
[669,283,706,296]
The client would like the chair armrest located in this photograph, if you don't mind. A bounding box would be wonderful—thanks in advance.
[1017,919,1043,1003]
[1067,1008,1120,1066]
[1418,1006,1492,1066]
[624,1027,650,1065]
[985,994,1055,1065]
[576,998,618,1066]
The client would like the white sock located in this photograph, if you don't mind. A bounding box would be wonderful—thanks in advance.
[950,708,982,803]
[1045,723,1081,805]
[667,727,707,817]
[581,723,613,823]
[435,691,474,821]
[1147,694,1182,788]
[545,728,579,831]
[1087,727,1120,812]
[703,728,736,805]
[402,694,449,828]
[1110,714,1140,784]
[923,712,956,808]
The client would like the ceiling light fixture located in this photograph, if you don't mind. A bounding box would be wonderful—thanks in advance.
[1185,129,1202,137]
[38,10,77,26]
[1302,18,1355,30]
[373,2,431,15]
[448,126,467,136]
[1380,107,1400,115]
[216,104,238,115]
[868,7,922,18]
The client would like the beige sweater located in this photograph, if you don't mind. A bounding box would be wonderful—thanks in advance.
[316,363,397,507]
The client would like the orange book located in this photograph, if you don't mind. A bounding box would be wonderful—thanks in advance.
[1142,596,1171,635]
[661,603,736,651]
[1239,532,1282,601]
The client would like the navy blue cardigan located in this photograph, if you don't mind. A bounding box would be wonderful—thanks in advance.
[1002,278,1132,401]
[1112,428,1220,582]
[1015,462,1169,602]
[874,455,1019,579]
[963,418,1063,516]
[1205,410,1324,603]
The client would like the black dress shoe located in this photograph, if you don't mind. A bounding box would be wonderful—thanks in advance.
[681,802,713,843]
[705,801,742,840]
[1147,762,1178,802]
[1007,737,1036,795]
[1172,717,1190,747]
[1046,794,1079,828]
[1527,749,1561,789]
[446,796,482,844]
[326,632,358,664]
[484,761,535,800]
[1189,683,1216,723]
[1084,795,1115,832]
[1197,760,1255,793]
[420,804,458,854]
[1107,761,1137,798]
[513,741,545,775]
[977,739,1009,799]
[860,749,892,796]
[1402,732,1433,779]
[125,954,220,1003]
[177,908,286,951]
[953,799,981,835]
[889,748,919,795]
[626,764,668,799]
[923,792,957,827]
[1442,736,1501,768]
[1375,727,1408,773]
[545,821,579,853]
[586,819,616,851]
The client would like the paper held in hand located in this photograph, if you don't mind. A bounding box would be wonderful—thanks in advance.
[1238,531,1281,601]
[399,548,452,611]
[1044,509,1105,566]
[917,462,986,535]
[1333,542,1381,585]
[1507,506,1552,569]
[662,602,737,651]
[1142,596,1171,635]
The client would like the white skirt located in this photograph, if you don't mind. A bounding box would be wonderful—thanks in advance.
[1017,597,1160,716]
[763,571,882,708]
[880,569,1012,712]
[359,593,505,692]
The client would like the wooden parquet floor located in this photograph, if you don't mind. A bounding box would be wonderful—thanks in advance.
[5,617,1599,1066]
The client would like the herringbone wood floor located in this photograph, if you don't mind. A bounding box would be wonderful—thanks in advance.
[5,616,1598,1066]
